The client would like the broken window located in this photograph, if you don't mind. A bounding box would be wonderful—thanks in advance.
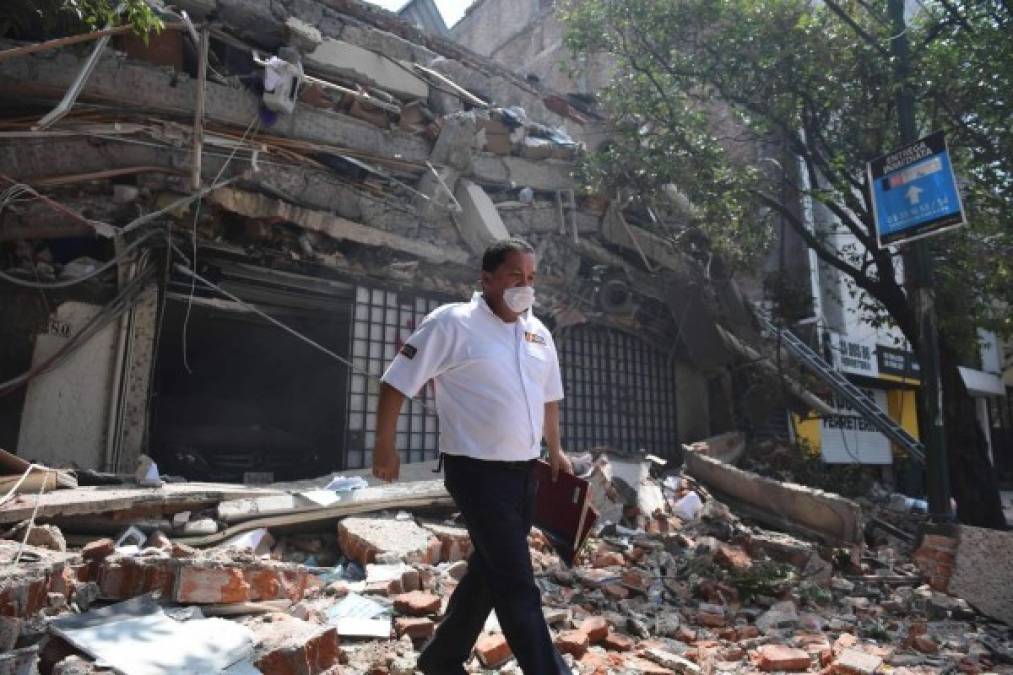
[345,286,442,469]
[151,262,354,483]
[557,325,678,458]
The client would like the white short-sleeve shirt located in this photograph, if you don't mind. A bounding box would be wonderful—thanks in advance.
[381,292,564,462]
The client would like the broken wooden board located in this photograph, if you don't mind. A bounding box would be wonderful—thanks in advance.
[0,483,282,525]
[173,480,452,547]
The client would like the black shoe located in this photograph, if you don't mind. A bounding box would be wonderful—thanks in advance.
[416,654,467,675]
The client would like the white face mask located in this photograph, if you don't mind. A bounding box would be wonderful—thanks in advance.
[502,285,535,313]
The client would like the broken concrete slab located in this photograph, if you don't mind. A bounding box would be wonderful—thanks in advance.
[946,525,1013,626]
[683,450,863,547]
[453,179,509,254]
[682,431,746,465]
[209,187,470,265]
[338,517,440,567]
[285,16,322,52]
[305,39,429,101]
[0,47,432,164]
[471,154,576,190]
[0,482,278,525]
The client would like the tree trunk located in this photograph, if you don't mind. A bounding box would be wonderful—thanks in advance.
[939,342,1008,529]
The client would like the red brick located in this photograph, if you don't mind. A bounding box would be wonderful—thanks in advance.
[593,551,625,568]
[604,632,635,652]
[721,647,746,661]
[675,626,697,643]
[393,617,435,641]
[756,644,812,672]
[475,633,512,668]
[603,583,630,600]
[622,570,648,590]
[695,611,727,627]
[250,616,341,675]
[81,539,115,562]
[913,635,939,654]
[393,591,441,616]
[921,534,957,550]
[556,630,590,658]
[248,566,308,602]
[714,543,752,571]
[579,616,609,644]
[579,651,614,675]
[717,627,738,641]
[400,568,421,593]
[423,524,472,563]
[0,576,47,618]
[175,565,250,604]
[97,557,175,600]
[736,625,760,640]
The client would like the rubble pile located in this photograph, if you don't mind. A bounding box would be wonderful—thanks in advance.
[2,451,1011,675]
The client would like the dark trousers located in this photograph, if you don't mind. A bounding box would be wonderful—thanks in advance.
[418,454,569,675]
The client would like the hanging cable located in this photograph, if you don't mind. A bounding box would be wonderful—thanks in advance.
[181,114,260,374]
[0,265,156,395]
[0,229,162,289]
[172,260,438,416]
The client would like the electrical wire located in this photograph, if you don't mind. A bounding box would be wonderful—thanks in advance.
[181,114,260,374]
[0,229,162,289]
[0,264,157,395]
[172,259,438,417]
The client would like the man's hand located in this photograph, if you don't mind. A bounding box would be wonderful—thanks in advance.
[372,447,400,482]
[548,448,573,482]
[372,383,406,482]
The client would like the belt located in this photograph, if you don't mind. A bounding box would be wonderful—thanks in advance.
[438,453,534,472]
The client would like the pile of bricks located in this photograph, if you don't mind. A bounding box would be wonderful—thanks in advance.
[4,478,1011,675]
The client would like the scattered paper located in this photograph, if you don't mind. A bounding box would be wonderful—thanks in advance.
[221,528,275,556]
[323,475,368,492]
[298,489,342,507]
[331,616,392,638]
[672,491,703,520]
[327,593,387,620]
[136,454,164,488]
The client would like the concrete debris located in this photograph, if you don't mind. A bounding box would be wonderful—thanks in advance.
[5,470,1009,675]
[1,0,1011,671]
[684,447,865,547]
[305,39,430,101]
[453,178,511,254]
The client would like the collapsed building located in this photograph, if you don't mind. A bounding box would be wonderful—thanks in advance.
[1,5,1013,674]
[0,0,793,483]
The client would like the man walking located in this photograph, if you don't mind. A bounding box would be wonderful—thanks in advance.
[372,237,573,675]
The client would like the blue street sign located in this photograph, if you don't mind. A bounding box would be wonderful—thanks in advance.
[867,131,966,247]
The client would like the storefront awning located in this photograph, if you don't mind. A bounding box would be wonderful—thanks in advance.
[958,366,1005,397]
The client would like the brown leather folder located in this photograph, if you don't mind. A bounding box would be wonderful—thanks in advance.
[532,460,597,566]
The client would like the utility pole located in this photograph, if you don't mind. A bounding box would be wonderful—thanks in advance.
[887,0,953,521]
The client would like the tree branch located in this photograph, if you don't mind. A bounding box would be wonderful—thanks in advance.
[823,0,891,56]
[752,188,870,286]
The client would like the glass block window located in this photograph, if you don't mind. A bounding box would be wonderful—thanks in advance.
[345,286,442,469]
[558,325,679,459]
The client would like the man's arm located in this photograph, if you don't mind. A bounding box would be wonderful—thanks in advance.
[372,382,406,482]
[544,400,573,481]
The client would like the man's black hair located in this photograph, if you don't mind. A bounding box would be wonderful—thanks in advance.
[481,237,535,273]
